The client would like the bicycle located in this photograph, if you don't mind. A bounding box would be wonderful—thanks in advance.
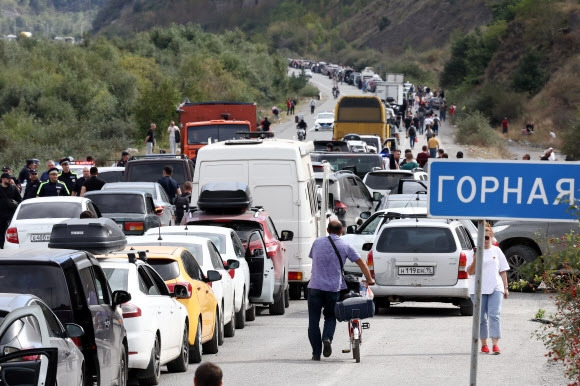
[342,309,370,363]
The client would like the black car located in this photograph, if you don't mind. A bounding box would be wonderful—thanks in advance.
[316,170,376,227]
[124,156,195,186]
[84,190,165,235]
[0,242,132,385]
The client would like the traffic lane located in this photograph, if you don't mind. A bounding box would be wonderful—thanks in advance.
[158,293,565,385]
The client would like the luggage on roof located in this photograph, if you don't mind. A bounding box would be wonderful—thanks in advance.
[49,218,127,255]
[197,182,252,213]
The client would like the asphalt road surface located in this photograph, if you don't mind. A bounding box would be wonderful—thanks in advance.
[158,293,566,385]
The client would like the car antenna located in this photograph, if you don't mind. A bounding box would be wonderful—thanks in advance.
[157,218,163,241]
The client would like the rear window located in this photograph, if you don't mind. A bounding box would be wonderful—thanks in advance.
[185,233,226,254]
[103,268,129,292]
[127,163,188,185]
[147,259,181,281]
[365,173,411,190]
[17,202,82,220]
[376,227,456,253]
[89,194,145,214]
[99,171,125,183]
[384,199,427,209]
[130,243,204,265]
[0,265,71,311]
[188,221,262,244]
[103,185,156,198]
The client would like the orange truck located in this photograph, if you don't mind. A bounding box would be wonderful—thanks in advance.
[178,101,257,159]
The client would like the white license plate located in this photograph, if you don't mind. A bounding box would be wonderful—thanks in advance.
[398,266,434,275]
[30,234,51,242]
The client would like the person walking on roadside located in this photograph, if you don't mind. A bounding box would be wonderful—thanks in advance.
[310,98,316,114]
[400,152,420,170]
[175,181,192,224]
[194,362,223,386]
[37,168,69,197]
[467,222,509,355]
[440,100,447,121]
[416,146,430,168]
[167,121,179,154]
[428,133,440,158]
[388,149,402,170]
[40,160,56,182]
[157,165,181,204]
[23,169,41,200]
[449,103,456,125]
[72,167,90,196]
[291,99,296,115]
[307,220,375,361]
[260,117,271,132]
[0,172,22,248]
[80,167,105,196]
[145,123,156,155]
[408,125,417,149]
[403,114,412,138]
[18,159,39,185]
[116,151,131,167]
[58,158,78,195]
[286,98,292,115]
[501,117,509,134]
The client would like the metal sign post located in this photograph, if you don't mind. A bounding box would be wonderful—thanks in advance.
[469,220,486,385]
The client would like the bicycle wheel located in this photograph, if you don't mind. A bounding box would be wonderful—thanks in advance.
[353,339,360,363]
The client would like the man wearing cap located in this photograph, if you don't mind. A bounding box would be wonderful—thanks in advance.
[23,169,41,200]
[72,167,90,196]
[117,151,131,167]
[18,159,39,184]
[37,168,69,197]
[58,158,78,194]
[80,167,105,196]
[0,172,22,248]
[40,160,56,182]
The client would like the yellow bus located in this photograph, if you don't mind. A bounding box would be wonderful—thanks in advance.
[333,95,390,142]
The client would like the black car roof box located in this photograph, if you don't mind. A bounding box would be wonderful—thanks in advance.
[49,218,127,255]
[198,182,252,213]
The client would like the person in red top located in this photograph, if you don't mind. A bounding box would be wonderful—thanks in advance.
[416,146,430,168]
[286,98,292,115]
[501,117,509,134]
[449,103,456,116]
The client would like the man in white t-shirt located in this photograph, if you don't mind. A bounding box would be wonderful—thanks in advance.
[167,121,179,154]
[467,224,510,355]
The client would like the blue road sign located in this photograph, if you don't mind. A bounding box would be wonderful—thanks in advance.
[428,160,579,221]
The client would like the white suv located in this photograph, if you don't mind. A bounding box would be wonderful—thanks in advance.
[363,218,475,316]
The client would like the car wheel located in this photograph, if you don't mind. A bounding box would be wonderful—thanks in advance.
[235,293,247,329]
[289,284,302,300]
[459,299,474,316]
[202,308,219,354]
[245,304,256,321]
[269,286,286,315]
[224,300,236,338]
[140,334,161,385]
[118,344,128,386]
[284,285,290,308]
[505,245,539,282]
[167,322,189,372]
[189,319,202,363]
[217,305,225,346]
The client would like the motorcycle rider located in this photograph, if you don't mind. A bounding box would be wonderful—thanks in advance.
[297,118,307,141]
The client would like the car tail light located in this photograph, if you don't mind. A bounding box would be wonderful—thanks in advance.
[458,252,468,279]
[120,302,142,318]
[124,222,144,232]
[288,271,303,281]
[6,227,18,244]
[265,242,278,258]
[366,251,375,280]
[228,269,235,279]
[71,337,82,347]
[167,282,193,298]
[334,201,347,215]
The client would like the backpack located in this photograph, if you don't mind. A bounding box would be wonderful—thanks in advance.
[409,127,416,136]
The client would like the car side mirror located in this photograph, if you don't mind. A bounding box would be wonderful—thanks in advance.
[279,230,294,242]
[172,284,190,299]
[65,323,85,339]
[346,225,357,234]
[373,192,383,201]
[362,242,373,251]
[205,270,222,283]
[225,259,239,270]
[359,211,371,219]
[112,290,132,307]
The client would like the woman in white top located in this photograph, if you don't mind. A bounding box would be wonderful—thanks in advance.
[467,223,510,355]
[167,121,179,154]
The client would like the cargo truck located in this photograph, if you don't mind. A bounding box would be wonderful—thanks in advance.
[333,96,390,142]
[177,101,257,160]
[375,83,404,105]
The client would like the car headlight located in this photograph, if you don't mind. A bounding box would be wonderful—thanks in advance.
[315,123,321,128]
[492,225,510,233]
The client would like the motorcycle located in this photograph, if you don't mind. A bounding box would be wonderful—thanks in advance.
[297,127,306,141]
[332,87,340,99]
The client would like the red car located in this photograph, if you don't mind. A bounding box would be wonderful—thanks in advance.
[183,207,292,310]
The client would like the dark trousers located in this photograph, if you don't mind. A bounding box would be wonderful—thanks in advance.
[307,288,339,357]
[0,217,11,249]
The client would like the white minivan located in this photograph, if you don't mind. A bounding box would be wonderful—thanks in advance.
[191,139,321,300]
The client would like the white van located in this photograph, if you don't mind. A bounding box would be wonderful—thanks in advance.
[191,139,321,300]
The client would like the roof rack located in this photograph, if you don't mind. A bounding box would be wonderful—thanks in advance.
[225,138,264,145]
[235,131,275,139]
[109,248,149,263]
[129,154,189,160]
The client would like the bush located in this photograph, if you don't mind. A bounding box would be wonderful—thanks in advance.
[511,50,549,95]
[455,111,502,147]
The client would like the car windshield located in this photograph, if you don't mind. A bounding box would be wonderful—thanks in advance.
[187,124,247,145]
[317,113,334,120]
[0,265,71,311]
[147,259,181,280]
[187,221,262,244]
[310,154,383,178]
[103,268,129,292]
[360,137,380,149]
[17,202,82,220]
[104,184,156,199]
[376,227,456,253]
[88,194,145,214]
[365,173,412,190]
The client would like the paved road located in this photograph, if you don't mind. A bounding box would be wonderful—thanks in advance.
[158,293,566,385]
